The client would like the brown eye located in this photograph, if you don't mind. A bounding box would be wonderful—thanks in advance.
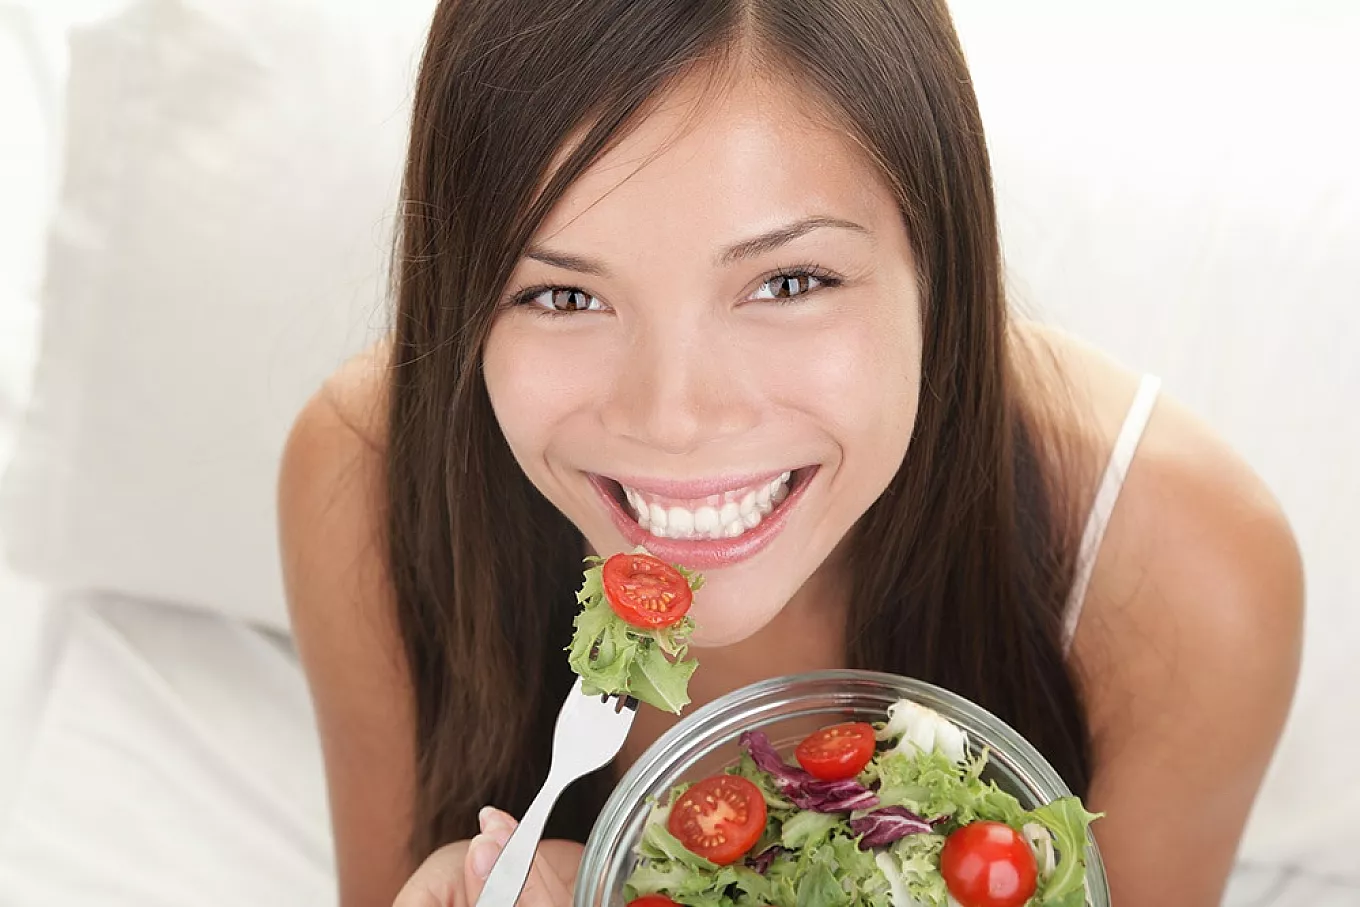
[550,288,595,311]
[521,286,605,313]
[752,271,833,302]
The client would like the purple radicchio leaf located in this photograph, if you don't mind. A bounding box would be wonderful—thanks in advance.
[738,730,879,813]
[747,845,786,875]
[849,806,934,849]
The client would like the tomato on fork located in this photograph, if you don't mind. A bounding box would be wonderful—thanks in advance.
[626,897,681,907]
[602,552,693,629]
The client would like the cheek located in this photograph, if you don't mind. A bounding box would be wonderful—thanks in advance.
[483,321,596,459]
[763,298,922,457]
[482,322,573,477]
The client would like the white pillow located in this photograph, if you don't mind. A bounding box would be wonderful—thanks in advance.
[0,9,63,469]
[0,0,434,629]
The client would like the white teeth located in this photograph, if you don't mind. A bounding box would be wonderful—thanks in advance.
[668,507,694,539]
[620,472,795,541]
[756,483,772,509]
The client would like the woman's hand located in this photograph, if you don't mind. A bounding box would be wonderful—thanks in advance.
[393,808,584,907]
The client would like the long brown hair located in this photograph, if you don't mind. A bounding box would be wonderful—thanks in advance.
[388,0,1092,857]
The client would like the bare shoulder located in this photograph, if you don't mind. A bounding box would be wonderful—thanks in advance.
[278,338,393,616]
[308,336,393,454]
[1021,321,1304,902]
[278,337,417,905]
[1027,322,1304,705]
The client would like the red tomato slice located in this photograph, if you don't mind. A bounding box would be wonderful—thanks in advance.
[602,553,692,629]
[666,774,767,865]
[940,821,1039,907]
[626,897,680,907]
[793,722,877,780]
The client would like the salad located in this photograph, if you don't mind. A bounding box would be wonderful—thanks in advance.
[567,550,704,713]
[621,700,1102,907]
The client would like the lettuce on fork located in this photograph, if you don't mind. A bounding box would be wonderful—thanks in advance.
[565,552,703,713]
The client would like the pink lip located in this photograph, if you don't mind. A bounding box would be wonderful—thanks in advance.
[606,470,790,499]
[589,469,817,570]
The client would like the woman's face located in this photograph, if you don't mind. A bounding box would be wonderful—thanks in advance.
[484,71,923,647]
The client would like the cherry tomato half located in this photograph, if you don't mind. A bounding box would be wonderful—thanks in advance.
[626,897,680,907]
[667,774,767,865]
[940,821,1039,907]
[794,722,877,781]
[602,553,693,629]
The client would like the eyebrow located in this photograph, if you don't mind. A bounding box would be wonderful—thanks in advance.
[523,215,871,279]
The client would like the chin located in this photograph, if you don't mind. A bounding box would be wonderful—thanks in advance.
[686,616,767,649]
[679,574,795,649]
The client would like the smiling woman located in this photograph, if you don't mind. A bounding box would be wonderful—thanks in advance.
[276,1,1303,905]
[483,67,925,647]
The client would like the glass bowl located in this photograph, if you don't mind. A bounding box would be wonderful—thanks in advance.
[575,669,1109,906]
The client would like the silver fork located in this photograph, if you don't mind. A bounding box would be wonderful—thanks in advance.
[475,677,638,906]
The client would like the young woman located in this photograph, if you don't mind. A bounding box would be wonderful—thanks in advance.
[278,1,1304,905]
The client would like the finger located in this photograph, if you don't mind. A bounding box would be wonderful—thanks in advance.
[393,841,470,907]
[462,823,514,906]
[479,806,517,836]
[463,809,574,907]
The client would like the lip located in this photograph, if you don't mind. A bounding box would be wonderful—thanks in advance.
[588,468,817,570]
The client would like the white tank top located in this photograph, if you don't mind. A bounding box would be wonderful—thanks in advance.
[1061,374,1163,653]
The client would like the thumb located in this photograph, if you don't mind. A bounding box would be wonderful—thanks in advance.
[463,808,575,906]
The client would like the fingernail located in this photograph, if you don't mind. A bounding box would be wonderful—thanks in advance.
[470,834,502,879]
[479,805,515,835]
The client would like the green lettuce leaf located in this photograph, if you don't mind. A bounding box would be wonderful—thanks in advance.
[636,802,719,872]
[728,752,795,812]
[780,810,840,850]
[868,747,1027,828]
[827,834,895,906]
[1028,797,1103,905]
[795,858,848,907]
[630,641,699,714]
[895,833,949,905]
[565,554,701,713]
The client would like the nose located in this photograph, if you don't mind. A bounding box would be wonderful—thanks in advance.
[599,317,759,457]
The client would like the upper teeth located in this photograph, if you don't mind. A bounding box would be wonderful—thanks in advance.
[622,472,792,541]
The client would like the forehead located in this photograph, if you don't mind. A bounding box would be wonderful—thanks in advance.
[532,69,898,257]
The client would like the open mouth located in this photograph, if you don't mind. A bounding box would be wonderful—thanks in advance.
[588,467,817,568]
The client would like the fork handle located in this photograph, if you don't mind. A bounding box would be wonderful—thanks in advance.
[474,771,568,906]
